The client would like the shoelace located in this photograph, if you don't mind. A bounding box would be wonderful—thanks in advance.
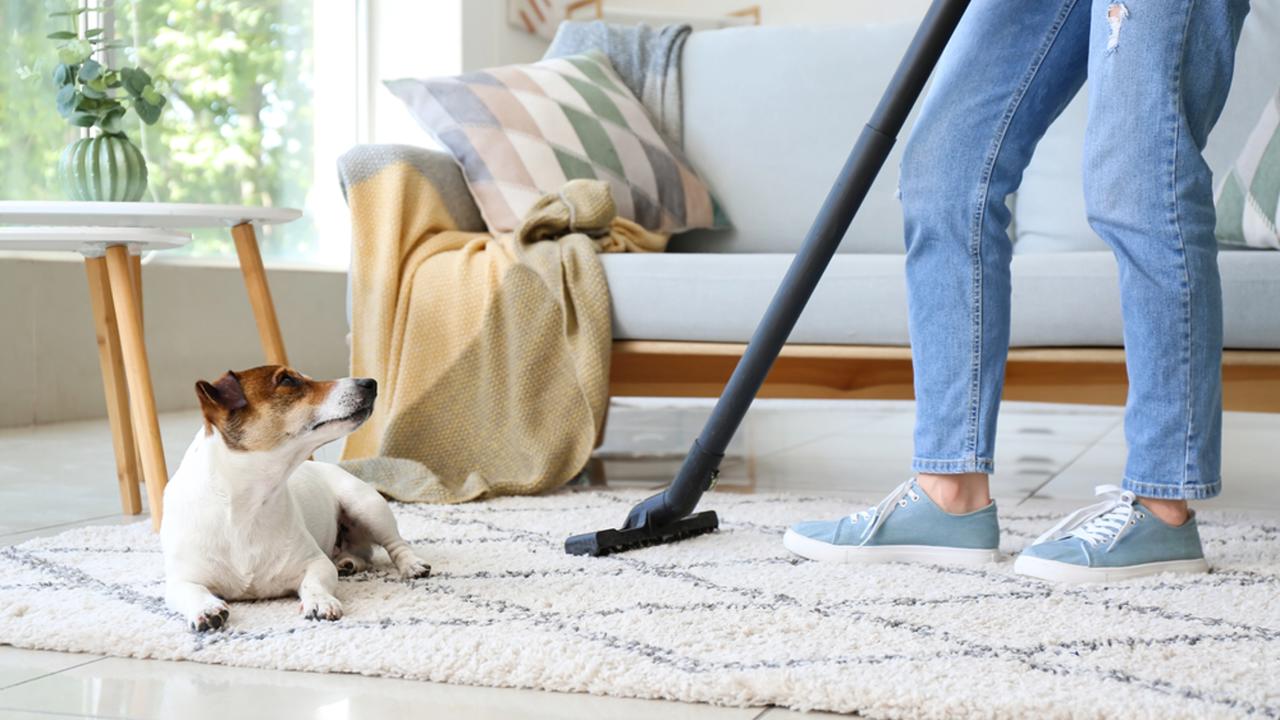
[1031,484,1145,552]
[849,478,920,546]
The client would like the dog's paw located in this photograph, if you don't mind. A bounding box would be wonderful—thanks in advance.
[396,555,431,580]
[300,594,343,622]
[188,603,230,633]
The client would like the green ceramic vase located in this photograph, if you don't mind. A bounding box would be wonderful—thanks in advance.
[58,133,148,202]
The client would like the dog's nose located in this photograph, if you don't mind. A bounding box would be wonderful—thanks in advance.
[354,378,377,393]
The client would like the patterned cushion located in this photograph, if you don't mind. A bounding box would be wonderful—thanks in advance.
[1216,90,1280,250]
[386,51,723,235]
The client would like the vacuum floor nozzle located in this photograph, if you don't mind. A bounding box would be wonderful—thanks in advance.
[564,510,719,556]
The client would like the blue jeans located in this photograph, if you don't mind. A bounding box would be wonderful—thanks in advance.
[899,0,1249,499]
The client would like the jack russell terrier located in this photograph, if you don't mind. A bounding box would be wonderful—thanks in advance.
[161,365,430,632]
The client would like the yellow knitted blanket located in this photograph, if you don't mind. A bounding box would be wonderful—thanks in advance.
[339,149,666,503]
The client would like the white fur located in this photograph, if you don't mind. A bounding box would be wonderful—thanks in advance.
[161,379,428,632]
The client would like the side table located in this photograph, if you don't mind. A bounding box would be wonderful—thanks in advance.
[0,227,189,530]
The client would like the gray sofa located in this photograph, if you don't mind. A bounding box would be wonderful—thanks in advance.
[604,12,1280,349]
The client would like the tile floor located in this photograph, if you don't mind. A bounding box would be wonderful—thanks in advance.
[2,399,1277,719]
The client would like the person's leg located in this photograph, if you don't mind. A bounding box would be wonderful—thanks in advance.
[1014,0,1250,584]
[1083,0,1247,508]
[901,0,1090,510]
[785,0,1091,563]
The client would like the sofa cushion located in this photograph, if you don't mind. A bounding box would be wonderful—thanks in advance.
[601,250,1280,349]
[385,52,720,235]
[1216,89,1280,249]
[1016,0,1280,254]
[673,23,920,255]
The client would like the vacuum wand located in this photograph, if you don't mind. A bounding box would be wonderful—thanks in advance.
[565,0,972,557]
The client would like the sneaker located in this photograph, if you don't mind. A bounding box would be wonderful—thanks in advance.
[783,478,1000,565]
[1014,485,1209,584]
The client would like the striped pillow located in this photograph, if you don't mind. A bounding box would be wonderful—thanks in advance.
[1215,91,1280,250]
[386,51,723,235]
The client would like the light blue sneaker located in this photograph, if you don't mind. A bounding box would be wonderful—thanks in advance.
[1014,485,1209,584]
[783,478,1000,565]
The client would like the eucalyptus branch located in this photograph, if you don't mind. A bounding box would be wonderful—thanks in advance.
[45,3,165,136]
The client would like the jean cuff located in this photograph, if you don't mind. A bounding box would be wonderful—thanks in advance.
[1123,477,1221,500]
[912,456,995,474]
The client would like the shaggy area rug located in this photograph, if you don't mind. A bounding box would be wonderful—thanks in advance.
[1,490,1277,718]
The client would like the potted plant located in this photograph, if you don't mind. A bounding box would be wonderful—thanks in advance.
[47,5,166,201]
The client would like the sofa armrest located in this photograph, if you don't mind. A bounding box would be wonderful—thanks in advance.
[337,144,486,232]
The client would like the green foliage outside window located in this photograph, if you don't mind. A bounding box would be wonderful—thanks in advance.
[2,0,317,259]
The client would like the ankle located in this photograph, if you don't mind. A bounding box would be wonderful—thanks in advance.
[915,473,991,514]
[1140,497,1190,526]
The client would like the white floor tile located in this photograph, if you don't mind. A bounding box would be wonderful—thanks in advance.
[1028,441,1126,501]
[0,411,201,535]
[0,656,759,720]
[744,400,914,457]
[0,648,101,690]
[741,435,1081,503]
[1221,428,1280,507]
[1220,409,1280,433]
[1032,411,1280,510]
[991,438,1092,495]
[994,404,1121,445]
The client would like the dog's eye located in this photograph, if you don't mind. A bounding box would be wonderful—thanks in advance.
[277,373,299,389]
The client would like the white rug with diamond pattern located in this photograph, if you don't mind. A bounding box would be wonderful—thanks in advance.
[1,490,1277,718]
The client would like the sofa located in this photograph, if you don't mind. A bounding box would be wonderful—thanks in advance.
[357,8,1280,413]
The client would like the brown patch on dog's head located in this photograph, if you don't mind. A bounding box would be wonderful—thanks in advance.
[195,371,247,439]
[195,365,372,453]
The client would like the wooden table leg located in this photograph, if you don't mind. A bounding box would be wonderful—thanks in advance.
[84,257,143,515]
[105,245,168,532]
[130,253,143,325]
[231,222,289,366]
[128,253,145,488]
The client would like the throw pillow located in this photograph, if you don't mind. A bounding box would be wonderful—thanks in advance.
[1216,91,1280,250]
[386,51,723,235]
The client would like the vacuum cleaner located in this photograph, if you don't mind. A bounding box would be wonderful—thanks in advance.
[565,0,972,557]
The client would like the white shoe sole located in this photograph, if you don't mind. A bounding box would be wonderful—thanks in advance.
[782,528,1000,566]
[1013,554,1209,584]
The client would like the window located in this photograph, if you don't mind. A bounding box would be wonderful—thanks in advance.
[1,0,360,266]
[1,3,78,207]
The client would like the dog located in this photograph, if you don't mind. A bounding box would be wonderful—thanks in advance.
[161,365,430,632]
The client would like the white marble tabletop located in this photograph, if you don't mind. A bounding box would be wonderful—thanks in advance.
[0,201,301,229]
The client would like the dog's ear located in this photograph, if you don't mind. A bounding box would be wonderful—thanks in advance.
[196,371,248,414]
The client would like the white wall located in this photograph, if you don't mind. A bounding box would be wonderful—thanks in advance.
[458,0,932,70]
[460,0,549,71]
